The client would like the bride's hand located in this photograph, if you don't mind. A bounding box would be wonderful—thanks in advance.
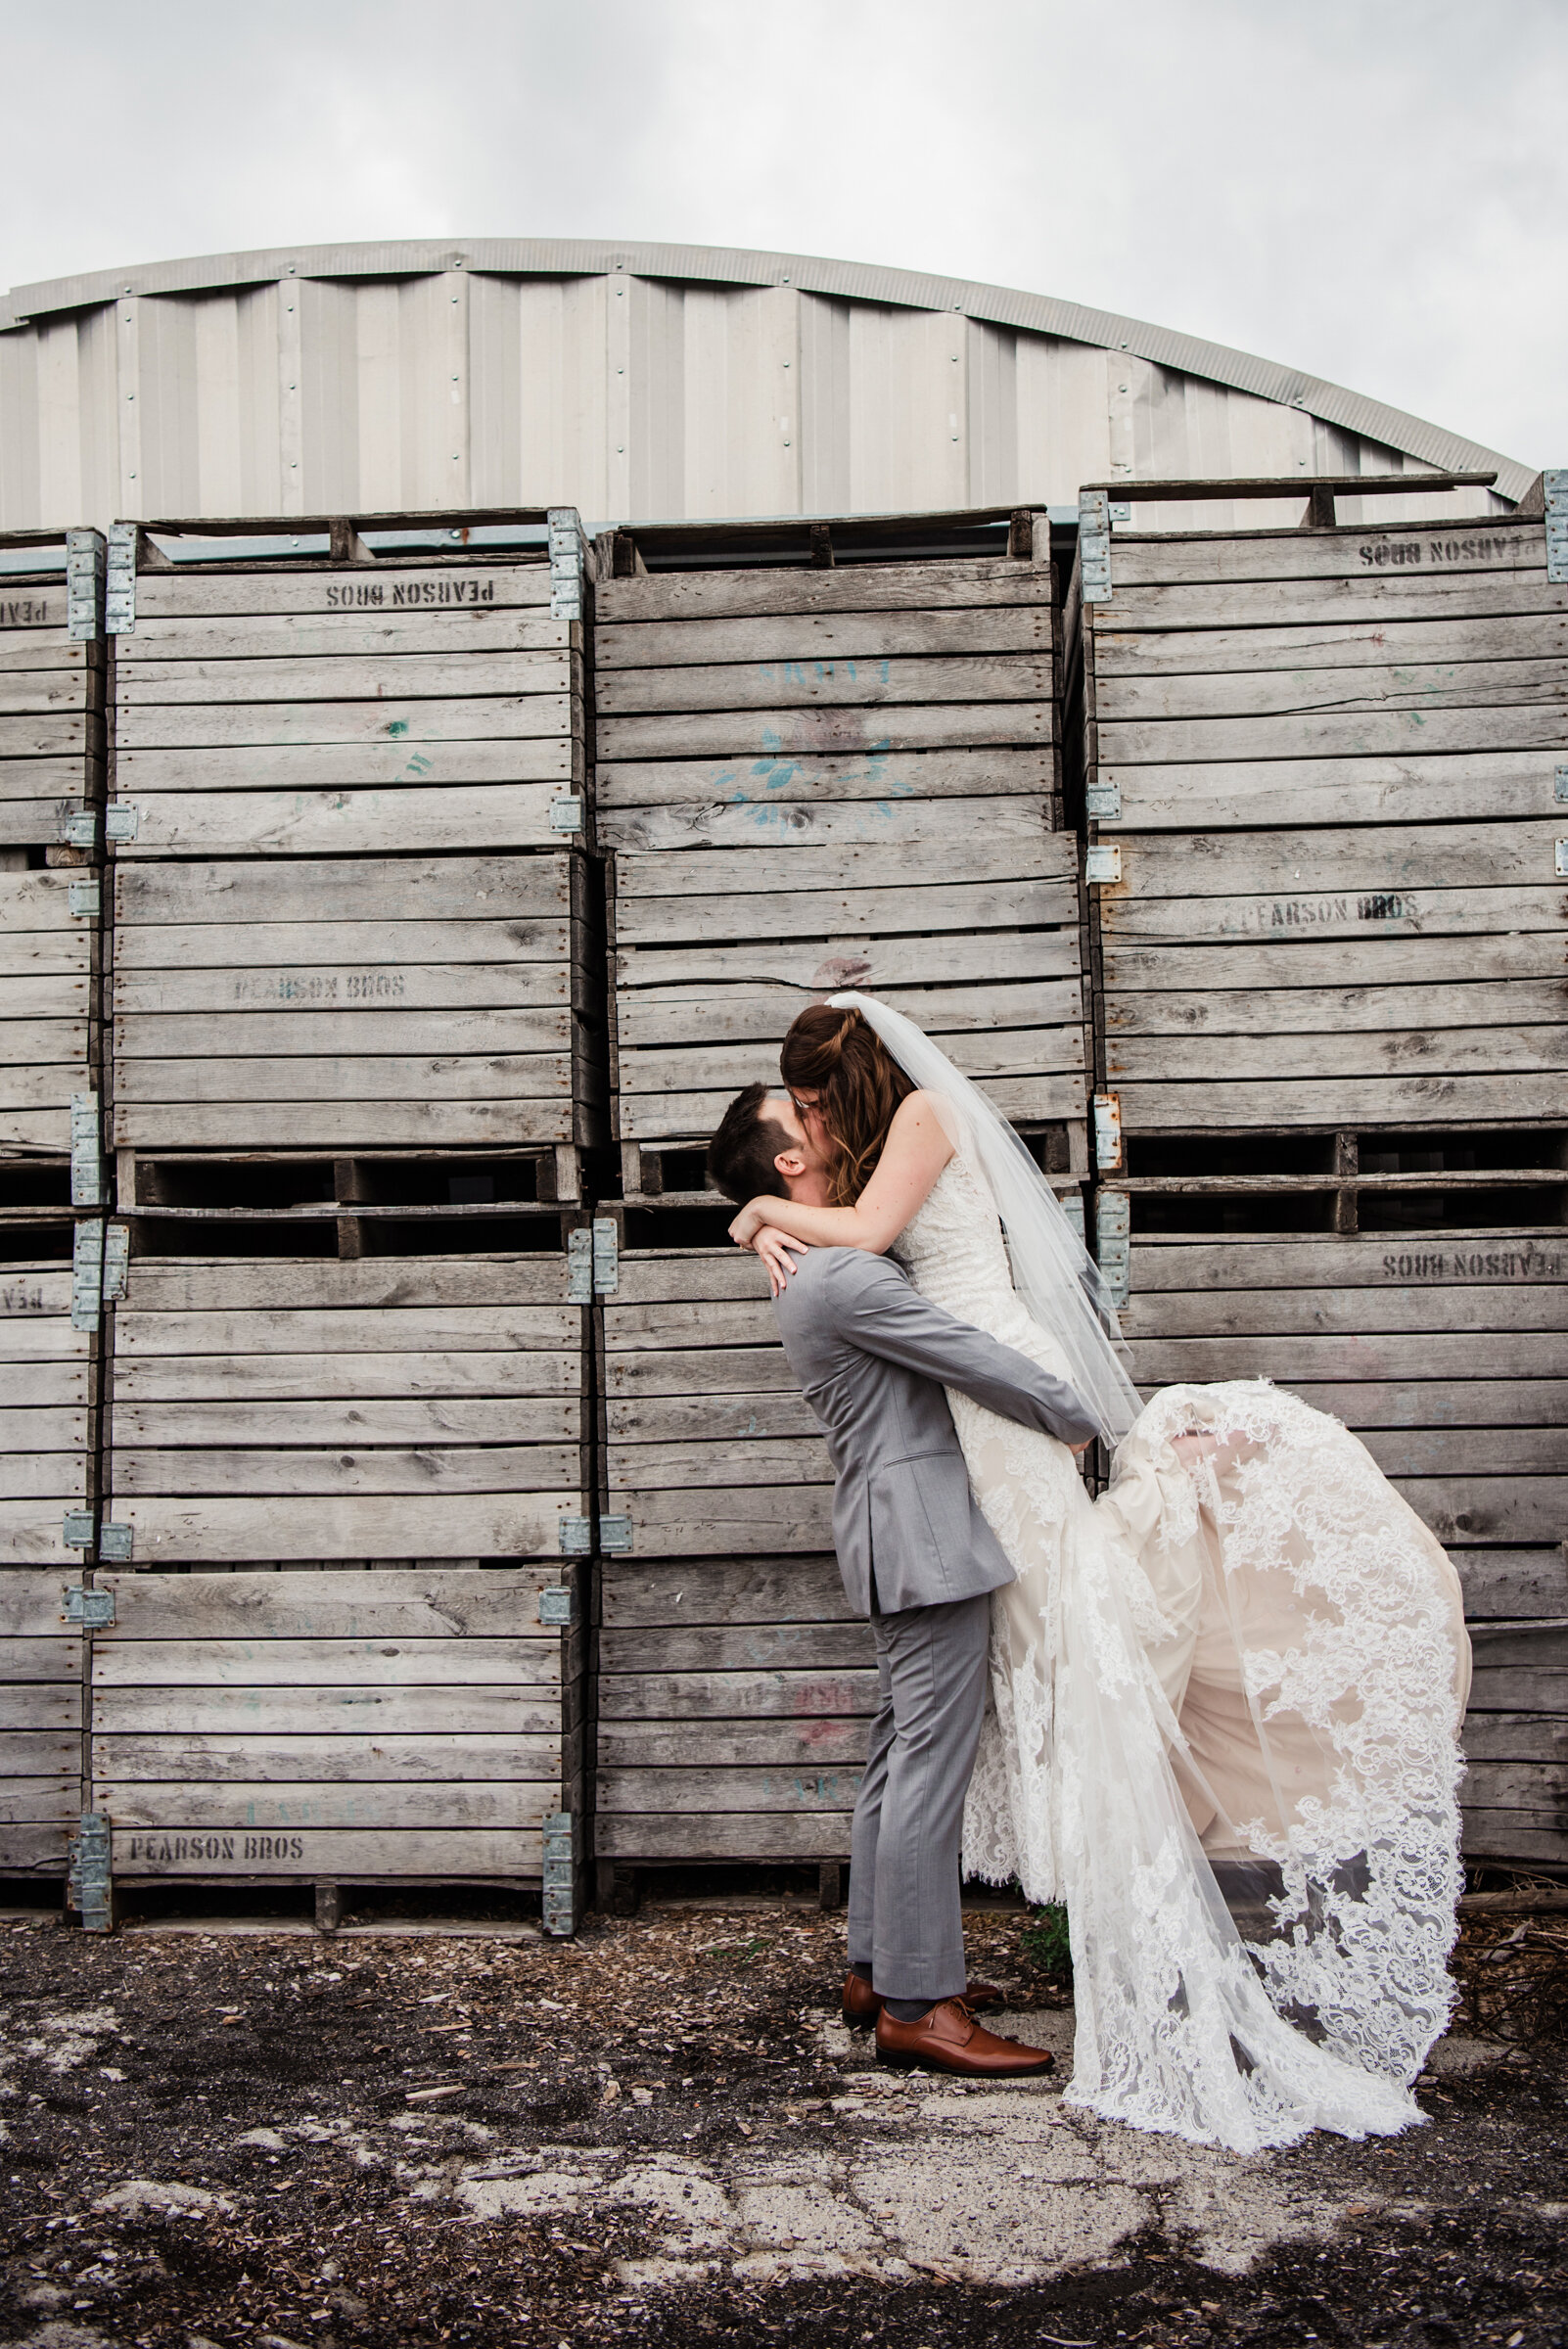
[751,1225,810,1298]
[728,1198,770,1248]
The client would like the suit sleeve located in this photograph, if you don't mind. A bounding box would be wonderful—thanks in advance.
[824,1253,1100,1447]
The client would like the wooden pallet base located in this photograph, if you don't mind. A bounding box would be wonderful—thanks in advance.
[621,1121,1088,1209]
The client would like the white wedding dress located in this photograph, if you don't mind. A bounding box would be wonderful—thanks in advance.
[894,1148,1472,2153]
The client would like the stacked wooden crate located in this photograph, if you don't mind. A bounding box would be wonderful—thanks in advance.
[0,531,106,1886]
[591,509,1074,1890]
[1081,478,1568,1871]
[72,512,604,1929]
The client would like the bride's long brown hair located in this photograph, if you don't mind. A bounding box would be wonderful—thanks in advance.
[779,1003,914,1207]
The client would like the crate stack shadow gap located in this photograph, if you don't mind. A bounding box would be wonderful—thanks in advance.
[0,527,108,1892]
[590,504,1086,1905]
[1078,469,1568,1874]
[84,508,607,1932]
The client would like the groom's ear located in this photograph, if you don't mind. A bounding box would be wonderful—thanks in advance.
[772,1146,806,1182]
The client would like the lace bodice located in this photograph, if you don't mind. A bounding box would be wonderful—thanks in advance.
[897,1154,1079,1387]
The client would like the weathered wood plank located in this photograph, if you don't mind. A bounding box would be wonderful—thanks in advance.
[599,793,1056,858]
[0,1452,87,1500]
[114,1052,574,1105]
[620,1073,1085,1139]
[1095,571,1568,633]
[115,1007,573,1060]
[599,1557,852,1626]
[1391,1480,1568,1544]
[616,1495,836,1555]
[0,1823,71,1873]
[93,1684,565,1735]
[1102,753,1564,833]
[0,1681,83,1729]
[1102,933,1566,991]
[112,1100,584,1149]
[619,977,1083,1049]
[115,1351,579,1404]
[592,1814,852,1859]
[110,1824,544,1877]
[599,1623,869,1673]
[104,1495,582,1564]
[620,930,1081,993]
[620,1028,1082,1098]
[1122,1284,1565,1340]
[130,567,552,620]
[91,1635,561,1688]
[603,1347,800,1401]
[1458,1814,1568,1865]
[597,704,1052,761]
[597,654,1049,715]
[616,819,1073,898]
[1104,821,1561,898]
[607,1392,822,1443]
[115,695,576,751]
[0,1577,90,1638]
[114,1444,582,1498]
[1128,1242,1564,1295]
[1096,610,1568,678]
[1108,1025,1568,1082]
[115,785,572,857]
[116,650,571,703]
[615,876,1078,947]
[596,607,1051,669]
[116,740,572,789]
[1460,1712,1568,1760]
[1128,1335,1568,1383]
[1114,1075,1568,1128]
[1103,524,1544,590]
[115,852,573,927]
[115,920,574,972]
[0,1778,88,1826]
[117,1400,576,1449]
[120,610,572,660]
[114,960,576,1016]
[605,1439,830,1494]
[1453,1551,1568,1620]
[94,1567,562,1639]
[596,1664,878,1721]
[595,560,1048,625]
[596,1766,861,1815]
[94,1731,561,1780]
[0,714,86,757]
[1106,980,1568,1036]
[0,1636,84,1679]
[599,746,1050,812]
[115,1304,578,1355]
[597,1718,867,1768]
[0,670,86,715]
[100,1781,555,1831]
[0,1018,89,1066]
[1098,654,1568,723]
[1100,703,1568,766]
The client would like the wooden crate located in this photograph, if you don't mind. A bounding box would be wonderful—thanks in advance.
[86,1566,585,1913]
[109,851,606,1153]
[1083,505,1568,1135]
[1114,1210,1568,1867]
[108,527,587,857]
[596,1242,874,1867]
[0,1571,83,1880]
[0,540,103,849]
[1,1246,97,1564]
[595,530,1085,1162]
[2,869,99,1161]
[102,1250,591,1567]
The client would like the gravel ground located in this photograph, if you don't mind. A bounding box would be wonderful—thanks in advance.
[0,1898,1564,2349]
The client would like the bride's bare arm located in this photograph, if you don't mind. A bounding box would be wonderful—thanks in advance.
[728,1091,954,1254]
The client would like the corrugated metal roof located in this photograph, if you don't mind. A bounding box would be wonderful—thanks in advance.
[0,237,1533,502]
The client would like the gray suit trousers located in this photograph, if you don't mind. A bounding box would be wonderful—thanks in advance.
[846,1590,991,2002]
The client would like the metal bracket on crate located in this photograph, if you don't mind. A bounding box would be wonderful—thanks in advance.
[1556,839,1568,878]
[547,508,584,622]
[105,805,140,844]
[1079,488,1112,603]
[68,1814,114,1934]
[1557,765,1568,806]
[99,1523,134,1563]
[64,1586,115,1629]
[68,879,101,919]
[1093,1092,1124,1173]
[62,1510,96,1552]
[66,529,105,640]
[1545,471,1568,584]
[537,1584,576,1628]
[59,809,97,849]
[105,523,137,634]
[541,1810,576,1937]
[547,796,583,834]
[1096,1191,1131,1311]
[598,1514,633,1555]
[103,1222,130,1303]
[71,1220,105,1329]
[592,1219,619,1296]
[566,1227,593,1303]
[1085,780,1122,821]
[70,1094,103,1209]
[1057,1188,1085,1244]
[1084,844,1122,885]
[557,1515,593,1555]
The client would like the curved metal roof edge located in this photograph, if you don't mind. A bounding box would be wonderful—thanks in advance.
[0,236,1536,502]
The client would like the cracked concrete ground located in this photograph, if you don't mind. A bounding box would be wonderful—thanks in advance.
[0,1898,1564,2346]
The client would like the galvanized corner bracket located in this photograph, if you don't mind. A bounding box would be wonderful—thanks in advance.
[71,1220,105,1329]
[106,523,138,634]
[1084,843,1122,885]
[68,1814,114,1933]
[68,878,101,919]
[1545,470,1568,585]
[1096,1190,1131,1311]
[66,529,106,641]
[1556,764,1568,806]
[591,1218,619,1296]
[64,1585,115,1629]
[105,804,140,844]
[103,1222,130,1303]
[59,808,97,849]
[557,1514,593,1555]
[541,1810,576,1937]
[1085,779,1122,821]
[566,1227,593,1303]
[546,507,585,622]
[1079,487,1112,604]
[1092,1092,1124,1173]
[547,796,583,834]
[537,1584,576,1628]
[598,1514,633,1555]
[99,1522,134,1563]
[70,1094,103,1209]
[62,1509,96,1552]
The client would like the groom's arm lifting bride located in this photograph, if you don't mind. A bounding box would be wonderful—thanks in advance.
[709,1082,1094,2079]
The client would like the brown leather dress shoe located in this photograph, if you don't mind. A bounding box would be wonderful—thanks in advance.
[841,1970,1007,2026]
[874,1997,1055,2078]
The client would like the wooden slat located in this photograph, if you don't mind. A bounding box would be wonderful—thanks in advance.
[112,1101,585,1149]
[115,1304,576,1354]
[114,1051,574,1104]
[115,785,571,857]
[600,1556,854,1626]
[115,1351,579,1403]
[92,1635,560,1687]
[597,1718,867,1768]
[111,1825,545,1877]
[599,746,1050,809]
[596,1766,861,1815]
[620,1073,1084,1140]
[115,852,574,926]
[119,610,572,659]
[1112,1075,1568,1128]
[104,1495,581,1563]
[1098,654,1567,724]
[620,929,1081,993]
[100,1780,555,1831]
[95,1731,561,1779]
[94,1566,561,1637]
[597,653,1048,715]
[1094,571,1568,633]
[114,960,576,1015]
[115,920,574,973]
[595,559,1048,624]
[115,1399,576,1447]
[1101,753,1562,834]
[117,740,572,789]
[115,695,576,751]
[116,650,572,703]
[592,1814,852,1859]
[1101,522,1544,589]
[600,792,1056,858]
[1095,610,1568,677]
[595,606,1050,668]
[113,1444,581,1497]
[619,976,1082,1049]
[597,703,1050,761]
[1106,979,1567,1036]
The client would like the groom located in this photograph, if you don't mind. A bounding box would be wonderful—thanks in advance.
[709,1084,1097,2078]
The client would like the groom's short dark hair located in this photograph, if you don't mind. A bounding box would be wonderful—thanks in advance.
[708,1083,793,1205]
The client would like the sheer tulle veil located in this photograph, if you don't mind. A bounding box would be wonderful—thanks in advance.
[827,990,1141,1445]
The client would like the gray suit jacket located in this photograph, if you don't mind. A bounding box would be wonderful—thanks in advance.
[771,1246,1097,1617]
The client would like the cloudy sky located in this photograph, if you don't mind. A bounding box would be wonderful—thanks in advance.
[3,0,1562,466]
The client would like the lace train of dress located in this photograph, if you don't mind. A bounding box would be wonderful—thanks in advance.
[895,1153,1472,2152]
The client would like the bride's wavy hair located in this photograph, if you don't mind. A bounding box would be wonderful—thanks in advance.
[779,1003,914,1207]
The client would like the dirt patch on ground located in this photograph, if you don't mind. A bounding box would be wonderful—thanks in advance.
[1,1901,1565,2347]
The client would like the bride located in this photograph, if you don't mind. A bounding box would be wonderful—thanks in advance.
[721,993,1472,2153]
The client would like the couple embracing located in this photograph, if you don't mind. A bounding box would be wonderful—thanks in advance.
[707,994,1472,2154]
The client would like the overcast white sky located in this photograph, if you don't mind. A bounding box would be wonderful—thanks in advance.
[3,0,1563,465]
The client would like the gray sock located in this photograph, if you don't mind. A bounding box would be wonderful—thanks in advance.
[883,1997,937,2023]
